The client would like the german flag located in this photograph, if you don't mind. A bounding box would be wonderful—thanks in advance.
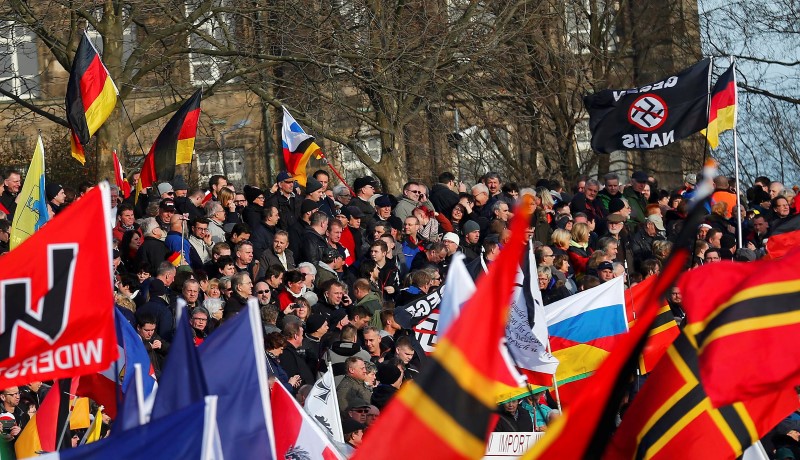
[765,213,800,259]
[679,249,800,407]
[604,332,797,460]
[15,380,71,458]
[66,32,119,165]
[282,107,321,187]
[701,63,736,149]
[352,202,530,460]
[136,90,202,199]
[625,275,680,374]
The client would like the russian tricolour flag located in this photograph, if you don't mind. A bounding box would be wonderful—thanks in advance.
[281,107,321,187]
[545,276,627,405]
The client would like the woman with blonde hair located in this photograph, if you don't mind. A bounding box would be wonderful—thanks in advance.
[550,229,571,256]
[217,187,241,224]
[567,222,593,275]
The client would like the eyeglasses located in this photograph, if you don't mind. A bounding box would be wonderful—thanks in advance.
[408,190,421,195]
[192,317,208,322]
[257,289,271,294]
[350,408,369,414]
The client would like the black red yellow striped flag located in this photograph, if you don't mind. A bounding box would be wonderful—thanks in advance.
[604,332,796,460]
[351,202,530,460]
[66,32,119,164]
[679,249,800,407]
[701,63,736,149]
[625,275,680,374]
[136,90,202,199]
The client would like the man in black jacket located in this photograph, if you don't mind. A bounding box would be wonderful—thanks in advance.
[280,321,316,388]
[298,211,329,265]
[429,171,461,216]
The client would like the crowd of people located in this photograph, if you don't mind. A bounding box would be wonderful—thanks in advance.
[0,165,799,454]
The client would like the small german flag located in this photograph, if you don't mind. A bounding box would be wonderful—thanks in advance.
[65,32,119,165]
[352,202,530,460]
[604,332,797,460]
[679,248,800,407]
[701,63,736,149]
[136,90,202,200]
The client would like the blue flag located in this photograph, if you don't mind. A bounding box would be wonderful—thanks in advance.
[51,397,220,459]
[198,301,276,459]
[151,306,208,420]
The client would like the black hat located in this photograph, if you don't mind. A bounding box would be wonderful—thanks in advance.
[597,261,614,272]
[376,362,402,385]
[608,197,625,214]
[320,247,342,264]
[45,183,63,201]
[276,171,292,182]
[387,216,403,232]
[305,177,323,195]
[375,195,392,208]
[305,314,327,334]
[353,176,377,193]
[300,199,321,215]
[328,308,348,327]
[148,279,168,297]
[244,185,264,203]
[342,206,364,219]
[341,417,366,435]
[172,175,189,191]
[631,171,649,183]
[159,198,176,210]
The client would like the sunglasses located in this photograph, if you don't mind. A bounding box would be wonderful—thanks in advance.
[257,289,271,294]
[350,408,369,414]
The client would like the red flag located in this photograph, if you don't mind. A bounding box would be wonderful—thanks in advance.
[765,214,800,259]
[605,332,797,460]
[352,202,530,460]
[679,249,800,407]
[625,275,680,374]
[0,183,118,388]
[112,150,131,199]
[271,380,342,460]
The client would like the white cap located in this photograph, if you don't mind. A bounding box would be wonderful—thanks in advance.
[443,232,460,245]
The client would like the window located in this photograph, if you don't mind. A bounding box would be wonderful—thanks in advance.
[186,1,234,86]
[0,23,39,100]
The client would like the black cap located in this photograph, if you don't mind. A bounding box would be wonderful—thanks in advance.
[342,206,364,219]
[45,183,64,201]
[387,216,403,232]
[375,195,392,208]
[376,362,402,385]
[172,175,189,191]
[305,177,323,195]
[341,417,366,434]
[353,176,378,193]
[300,199,321,215]
[305,314,327,334]
[244,185,264,203]
[631,171,649,183]
[159,199,176,210]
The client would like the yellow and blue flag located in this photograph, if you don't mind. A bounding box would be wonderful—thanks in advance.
[10,135,49,249]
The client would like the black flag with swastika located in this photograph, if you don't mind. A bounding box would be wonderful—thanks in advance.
[584,59,711,154]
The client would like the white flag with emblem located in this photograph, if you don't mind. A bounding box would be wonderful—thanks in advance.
[304,367,343,443]
[505,246,559,375]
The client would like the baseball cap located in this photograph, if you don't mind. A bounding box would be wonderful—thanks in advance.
[159,198,176,210]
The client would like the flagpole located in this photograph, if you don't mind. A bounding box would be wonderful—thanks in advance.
[730,57,743,249]
[56,390,78,451]
[547,343,563,413]
[318,152,355,197]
